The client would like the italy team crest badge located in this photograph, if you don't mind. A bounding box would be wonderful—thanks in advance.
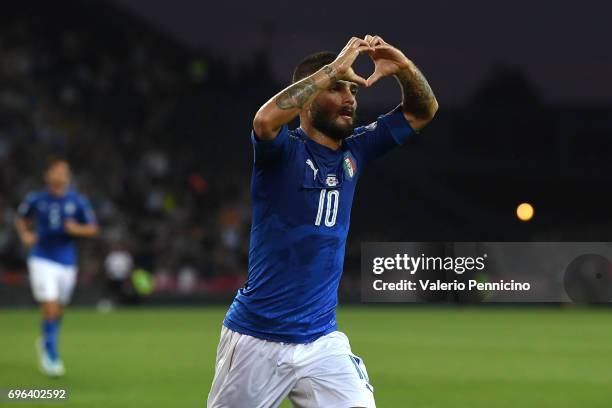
[342,151,357,179]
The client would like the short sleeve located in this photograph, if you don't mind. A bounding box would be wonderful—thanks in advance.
[251,125,290,166]
[76,196,97,225]
[346,106,415,166]
[17,193,37,218]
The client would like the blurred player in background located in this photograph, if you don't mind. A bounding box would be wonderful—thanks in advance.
[208,35,438,407]
[14,158,98,376]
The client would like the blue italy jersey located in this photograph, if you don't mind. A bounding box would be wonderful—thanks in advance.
[224,107,414,343]
[18,189,96,266]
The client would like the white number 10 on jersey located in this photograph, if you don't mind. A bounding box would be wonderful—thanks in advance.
[315,189,339,227]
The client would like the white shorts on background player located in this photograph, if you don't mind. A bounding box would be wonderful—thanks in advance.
[28,256,77,305]
[207,327,375,408]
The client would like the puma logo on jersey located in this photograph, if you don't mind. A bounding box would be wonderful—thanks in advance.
[306,159,318,180]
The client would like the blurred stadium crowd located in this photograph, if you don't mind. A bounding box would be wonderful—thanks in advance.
[0,1,266,298]
[1,1,611,303]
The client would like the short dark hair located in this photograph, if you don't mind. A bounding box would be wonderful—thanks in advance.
[292,51,336,83]
[45,156,68,171]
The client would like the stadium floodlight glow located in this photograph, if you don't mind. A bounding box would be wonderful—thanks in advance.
[516,202,534,222]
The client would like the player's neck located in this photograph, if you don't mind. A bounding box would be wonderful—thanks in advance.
[48,186,68,197]
[300,124,342,151]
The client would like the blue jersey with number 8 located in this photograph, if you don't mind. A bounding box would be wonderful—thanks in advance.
[18,189,96,266]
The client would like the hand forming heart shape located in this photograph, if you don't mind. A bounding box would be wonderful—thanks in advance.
[329,35,410,88]
[362,34,411,87]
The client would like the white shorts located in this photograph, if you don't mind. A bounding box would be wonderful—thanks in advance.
[28,257,77,305]
[207,327,375,408]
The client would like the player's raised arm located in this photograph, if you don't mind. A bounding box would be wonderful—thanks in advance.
[253,37,373,140]
[364,35,438,131]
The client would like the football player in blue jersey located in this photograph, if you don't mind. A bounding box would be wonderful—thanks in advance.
[15,158,99,376]
[208,35,438,407]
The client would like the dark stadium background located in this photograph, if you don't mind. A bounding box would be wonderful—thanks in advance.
[0,0,611,304]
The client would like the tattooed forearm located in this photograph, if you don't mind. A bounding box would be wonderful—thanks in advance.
[275,65,337,110]
[322,64,337,83]
[396,64,437,119]
[275,78,319,110]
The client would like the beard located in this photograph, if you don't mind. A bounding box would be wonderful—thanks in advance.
[310,102,356,141]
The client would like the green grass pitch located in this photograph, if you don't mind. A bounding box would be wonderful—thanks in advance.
[1,306,611,407]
